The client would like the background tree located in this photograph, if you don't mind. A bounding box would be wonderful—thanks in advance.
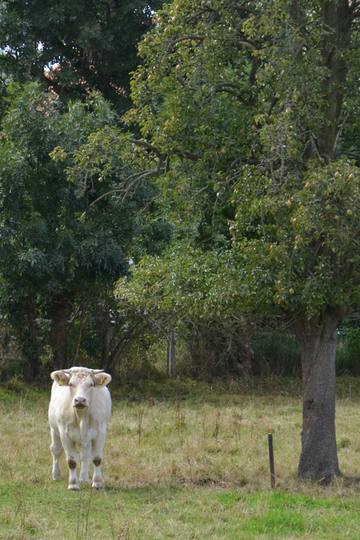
[111,0,360,480]
[0,0,162,113]
[116,246,254,378]
[0,83,170,376]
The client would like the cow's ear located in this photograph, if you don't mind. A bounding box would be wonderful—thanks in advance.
[94,373,112,387]
[51,370,70,386]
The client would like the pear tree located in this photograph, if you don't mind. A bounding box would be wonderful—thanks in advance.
[117,0,360,479]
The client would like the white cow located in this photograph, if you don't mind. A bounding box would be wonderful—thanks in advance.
[48,366,112,490]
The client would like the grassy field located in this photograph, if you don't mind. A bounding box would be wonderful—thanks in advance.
[1,376,360,539]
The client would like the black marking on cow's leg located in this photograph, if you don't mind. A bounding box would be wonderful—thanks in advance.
[68,458,77,469]
[93,457,102,467]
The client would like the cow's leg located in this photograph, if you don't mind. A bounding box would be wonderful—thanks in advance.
[79,444,91,484]
[90,431,107,489]
[50,428,63,480]
[67,455,80,490]
[60,431,80,490]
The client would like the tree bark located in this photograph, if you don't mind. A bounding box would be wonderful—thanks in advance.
[291,1,354,163]
[167,323,176,378]
[21,295,40,379]
[293,312,341,480]
[318,0,352,161]
[101,325,112,371]
[49,291,75,370]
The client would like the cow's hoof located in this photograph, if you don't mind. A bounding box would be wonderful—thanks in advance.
[79,476,90,483]
[92,482,104,489]
[68,484,80,491]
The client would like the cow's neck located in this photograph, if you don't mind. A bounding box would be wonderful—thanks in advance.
[74,409,91,443]
[74,408,90,426]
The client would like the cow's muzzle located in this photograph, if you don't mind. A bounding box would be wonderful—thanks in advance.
[73,397,87,409]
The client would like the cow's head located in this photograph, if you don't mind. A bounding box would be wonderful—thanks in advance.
[51,367,112,409]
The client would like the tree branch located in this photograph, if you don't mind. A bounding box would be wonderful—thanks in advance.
[128,138,165,159]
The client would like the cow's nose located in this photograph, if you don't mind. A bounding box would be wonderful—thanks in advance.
[74,397,87,408]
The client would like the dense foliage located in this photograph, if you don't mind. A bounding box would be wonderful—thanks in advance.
[116,0,360,343]
[0,84,170,374]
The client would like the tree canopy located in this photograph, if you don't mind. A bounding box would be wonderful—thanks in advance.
[118,0,360,320]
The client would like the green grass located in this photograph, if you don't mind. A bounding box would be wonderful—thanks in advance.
[2,484,360,539]
[1,377,360,539]
[0,486,360,540]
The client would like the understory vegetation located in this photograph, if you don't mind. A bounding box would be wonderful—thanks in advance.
[1,318,359,385]
[1,378,360,539]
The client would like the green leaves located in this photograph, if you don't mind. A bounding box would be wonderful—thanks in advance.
[0,85,130,297]
[231,158,360,318]
[116,245,245,319]
[123,1,263,248]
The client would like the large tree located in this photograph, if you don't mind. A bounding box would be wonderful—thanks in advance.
[111,0,360,480]
[231,0,360,479]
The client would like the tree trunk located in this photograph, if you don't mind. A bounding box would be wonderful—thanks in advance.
[291,1,353,163]
[167,323,176,378]
[49,291,75,370]
[21,295,40,379]
[293,312,341,480]
[101,326,112,371]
